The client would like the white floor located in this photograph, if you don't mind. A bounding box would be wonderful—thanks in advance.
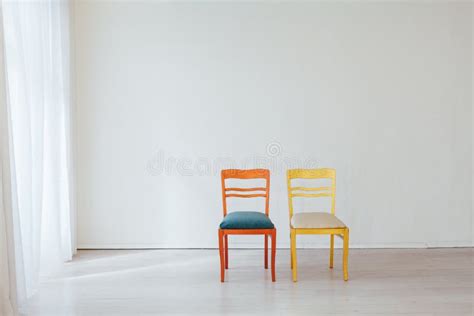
[23,248,473,315]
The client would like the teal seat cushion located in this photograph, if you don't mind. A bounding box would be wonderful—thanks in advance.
[220,211,274,229]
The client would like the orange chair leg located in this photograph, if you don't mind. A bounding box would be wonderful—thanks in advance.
[219,230,225,282]
[264,234,268,269]
[225,235,229,269]
[271,229,276,282]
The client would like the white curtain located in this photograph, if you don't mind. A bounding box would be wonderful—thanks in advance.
[1,13,16,313]
[0,176,16,316]
[0,0,75,313]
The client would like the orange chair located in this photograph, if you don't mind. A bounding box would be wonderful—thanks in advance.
[218,169,276,282]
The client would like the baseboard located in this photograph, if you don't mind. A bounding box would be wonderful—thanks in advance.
[78,241,473,250]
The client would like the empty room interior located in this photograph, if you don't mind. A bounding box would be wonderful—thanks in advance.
[0,1,473,315]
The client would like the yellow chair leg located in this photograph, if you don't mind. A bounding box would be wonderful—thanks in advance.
[290,229,297,282]
[290,233,293,270]
[343,228,349,281]
[329,234,334,269]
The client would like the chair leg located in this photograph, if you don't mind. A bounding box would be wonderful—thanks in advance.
[290,229,297,282]
[264,234,268,269]
[329,234,334,269]
[218,230,225,282]
[271,229,276,282]
[225,235,229,269]
[290,233,293,270]
[343,228,349,281]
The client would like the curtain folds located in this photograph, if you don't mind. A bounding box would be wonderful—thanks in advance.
[0,0,75,312]
[1,12,16,313]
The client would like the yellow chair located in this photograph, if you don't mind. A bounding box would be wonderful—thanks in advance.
[287,168,349,281]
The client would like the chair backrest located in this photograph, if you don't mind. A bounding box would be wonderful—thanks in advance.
[221,169,270,217]
[287,168,336,220]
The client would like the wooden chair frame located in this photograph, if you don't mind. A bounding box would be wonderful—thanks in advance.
[218,169,276,282]
[287,168,349,282]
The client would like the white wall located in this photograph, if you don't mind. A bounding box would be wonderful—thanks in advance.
[471,3,473,245]
[75,2,472,249]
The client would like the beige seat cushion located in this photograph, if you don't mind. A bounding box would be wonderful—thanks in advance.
[291,212,346,229]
